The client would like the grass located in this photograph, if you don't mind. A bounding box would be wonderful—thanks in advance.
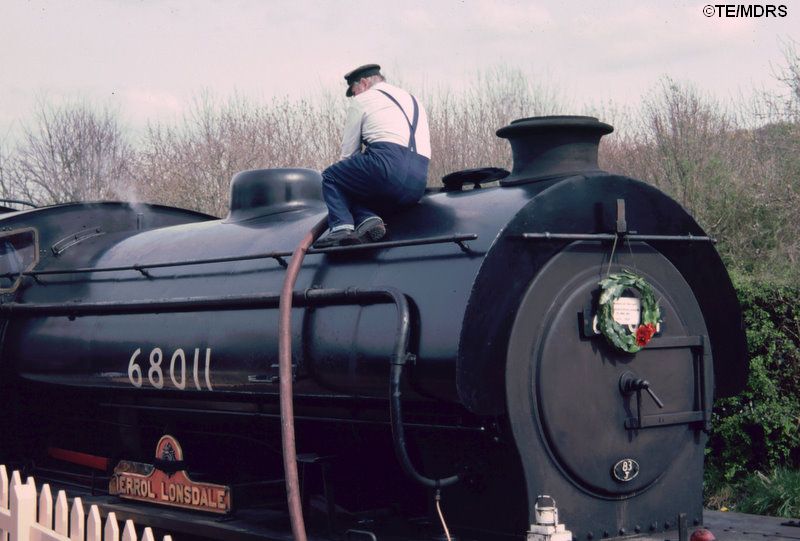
[706,469,800,518]
[738,470,800,517]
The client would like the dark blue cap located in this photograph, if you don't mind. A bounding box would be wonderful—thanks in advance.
[344,63,381,96]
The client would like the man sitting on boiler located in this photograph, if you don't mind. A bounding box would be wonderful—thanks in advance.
[314,64,431,248]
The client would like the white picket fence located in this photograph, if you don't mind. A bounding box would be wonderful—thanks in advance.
[0,466,172,541]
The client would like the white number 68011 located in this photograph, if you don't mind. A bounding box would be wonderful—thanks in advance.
[128,347,213,391]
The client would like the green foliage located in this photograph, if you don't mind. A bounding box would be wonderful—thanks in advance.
[706,275,800,482]
[736,469,800,517]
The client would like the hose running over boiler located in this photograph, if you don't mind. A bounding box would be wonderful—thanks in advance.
[278,216,327,541]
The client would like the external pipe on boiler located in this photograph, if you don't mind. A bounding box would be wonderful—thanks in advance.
[383,286,461,489]
[278,216,328,541]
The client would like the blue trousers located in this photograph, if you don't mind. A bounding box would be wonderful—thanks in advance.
[322,142,429,229]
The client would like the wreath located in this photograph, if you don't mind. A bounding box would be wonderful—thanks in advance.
[597,270,661,353]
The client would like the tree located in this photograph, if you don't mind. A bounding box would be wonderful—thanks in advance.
[135,92,344,216]
[426,66,564,184]
[6,100,133,205]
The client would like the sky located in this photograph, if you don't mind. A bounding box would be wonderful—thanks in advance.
[0,0,797,143]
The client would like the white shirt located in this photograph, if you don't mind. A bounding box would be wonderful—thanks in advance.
[339,82,432,160]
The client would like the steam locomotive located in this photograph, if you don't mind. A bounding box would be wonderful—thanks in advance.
[0,116,747,541]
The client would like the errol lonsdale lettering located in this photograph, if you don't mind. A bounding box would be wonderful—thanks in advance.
[159,481,228,510]
[109,435,232,514]
[110,476,229,511]
[113,476,155,499]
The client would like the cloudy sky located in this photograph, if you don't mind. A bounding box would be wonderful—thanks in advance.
[0,0,796,141]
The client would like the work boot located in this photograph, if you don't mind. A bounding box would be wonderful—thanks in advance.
[313,228,361,248]
[355,216,386,243]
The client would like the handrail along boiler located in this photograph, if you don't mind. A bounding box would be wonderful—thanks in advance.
[0,116,747,540]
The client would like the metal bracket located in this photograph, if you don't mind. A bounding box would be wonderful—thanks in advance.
[132,265,152,278]
[616,199,627,234]
[298,453,338,536]
[456,239,473,253]
[23,234,480,284]
[345,530,377,541]
[625,411,706,429]
[51,228,105,256]
[623,336,710,430]
[517,232,715,243]
[248,363,297,384]
[678,513,688,541]
[515,200,715,243]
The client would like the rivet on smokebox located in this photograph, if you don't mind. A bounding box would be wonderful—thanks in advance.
[690,528,716,541]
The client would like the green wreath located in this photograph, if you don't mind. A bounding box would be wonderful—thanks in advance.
[597,270,661,353]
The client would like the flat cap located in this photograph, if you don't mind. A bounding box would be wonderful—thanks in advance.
[344,63,381,96]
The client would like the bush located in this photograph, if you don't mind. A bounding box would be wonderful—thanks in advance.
[706,275,800,483]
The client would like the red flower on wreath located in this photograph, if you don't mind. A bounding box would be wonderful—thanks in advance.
[635,323,657,346]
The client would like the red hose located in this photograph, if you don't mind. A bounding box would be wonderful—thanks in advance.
[278,216,328,541]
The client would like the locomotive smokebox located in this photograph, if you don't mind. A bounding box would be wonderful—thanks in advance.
[497,115,613,184]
